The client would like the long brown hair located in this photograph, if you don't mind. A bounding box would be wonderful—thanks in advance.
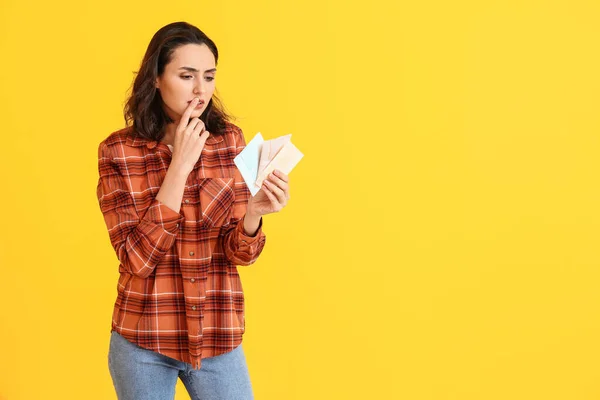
[124,21,233,141]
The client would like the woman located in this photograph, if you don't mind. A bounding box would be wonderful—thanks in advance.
[96,21,290,400]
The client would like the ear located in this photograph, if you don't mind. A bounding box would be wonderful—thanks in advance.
[155,78,160,89]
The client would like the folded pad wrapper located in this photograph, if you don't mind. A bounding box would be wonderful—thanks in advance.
[234,132,304,196]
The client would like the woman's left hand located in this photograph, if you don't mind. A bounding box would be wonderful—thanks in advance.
[247,169,290,217]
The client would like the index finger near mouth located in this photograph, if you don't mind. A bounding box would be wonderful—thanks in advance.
[178,98,198,129]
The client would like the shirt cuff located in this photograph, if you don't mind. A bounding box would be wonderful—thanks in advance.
[236,215,264,244]
[145,199,185,232]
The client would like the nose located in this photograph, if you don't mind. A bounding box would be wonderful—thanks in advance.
[193,78,206,96]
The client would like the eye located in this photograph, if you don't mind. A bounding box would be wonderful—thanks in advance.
[181,75,193,79]
[205,76,215,82]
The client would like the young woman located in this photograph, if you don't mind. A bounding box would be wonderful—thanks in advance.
[96,21,290,400]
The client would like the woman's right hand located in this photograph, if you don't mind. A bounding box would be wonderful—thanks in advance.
[171,97,211,175]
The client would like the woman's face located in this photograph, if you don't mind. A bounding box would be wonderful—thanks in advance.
[155,43,217,121]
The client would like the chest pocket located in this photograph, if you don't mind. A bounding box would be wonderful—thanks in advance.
[198,178,235,228]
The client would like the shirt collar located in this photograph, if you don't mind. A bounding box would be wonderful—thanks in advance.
[126,132,224,148]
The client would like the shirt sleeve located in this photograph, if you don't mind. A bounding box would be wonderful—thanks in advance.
[221,127,267,266]
[96,142,185,278]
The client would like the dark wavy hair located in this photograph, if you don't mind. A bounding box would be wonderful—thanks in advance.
[124,21,233,141]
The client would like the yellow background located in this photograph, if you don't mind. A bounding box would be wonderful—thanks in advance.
[1,0,599,399]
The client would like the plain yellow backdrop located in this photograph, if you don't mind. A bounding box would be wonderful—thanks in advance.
[1,0,599,399]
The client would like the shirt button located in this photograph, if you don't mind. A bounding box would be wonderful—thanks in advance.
[192,305,197,311]
[175,223,179,228]
[190,278,195,283]
[184,199,190,204]
[189,251,195,256]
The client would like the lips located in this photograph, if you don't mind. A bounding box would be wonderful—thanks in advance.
[188,99,205,106]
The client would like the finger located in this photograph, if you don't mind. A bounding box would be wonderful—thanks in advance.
[190,119,206,136]
[185,117,201,134]
[262,184,281,211]
[192,121,210,139]
[267,172,289,192]
[267,175,290,200]
[178,97,199,130]
[271,170,290,199]
[264,179,286,205]
[198,130,210,144]
[273,169,289,183]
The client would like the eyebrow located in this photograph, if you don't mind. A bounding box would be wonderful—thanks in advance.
[178,66,217,73]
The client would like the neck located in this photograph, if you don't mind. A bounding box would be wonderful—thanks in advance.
[161,122,177,146]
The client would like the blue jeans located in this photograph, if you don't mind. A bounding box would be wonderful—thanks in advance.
[108,331,254,400]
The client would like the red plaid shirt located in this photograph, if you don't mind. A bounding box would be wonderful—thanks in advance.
[96,121,266,369]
